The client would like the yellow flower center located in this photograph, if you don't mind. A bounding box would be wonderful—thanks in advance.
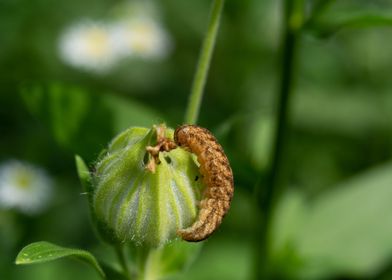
[131,23,155,52]
[15,171,33,190]
[85,28,110,57]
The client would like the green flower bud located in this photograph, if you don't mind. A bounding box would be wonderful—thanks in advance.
[92,125,202,247]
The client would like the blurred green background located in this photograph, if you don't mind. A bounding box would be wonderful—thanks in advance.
[2,0,392,279]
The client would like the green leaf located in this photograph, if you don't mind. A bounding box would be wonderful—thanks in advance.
[20,83,162,161]
[75,154,92,194]
[292,89,392,136]
[21,83,90,147]
[155,240,202,277]
[48,84,90,147]
[20,83,114,159]
[16,241,105,278]
[103,94,163,133]
[175,237,253,280]
[272,162,392,279]
[20,85,45,116]
[307,11,392,37]
[306,0,392,37]
[245,115,275,171]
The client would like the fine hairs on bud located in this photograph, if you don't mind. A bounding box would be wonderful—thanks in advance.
[91,125,202,247]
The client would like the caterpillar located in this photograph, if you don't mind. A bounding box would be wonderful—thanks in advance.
[174,125,234,242]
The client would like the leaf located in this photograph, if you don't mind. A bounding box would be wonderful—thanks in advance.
[307,10,392,37]
[305,0,392,37]
[20,83,163,161]
[156,240,202,277]
[175,237,253,280]
[20,83,90,147]
[292,88,392,136]
[48,84,90,147]
[245,115,275,171]
[20,83,114,159]
[271,162,392,279]
[103,94,163,133]
[75,154,92,194]
[20,85,45,116]
[16,241,105,278]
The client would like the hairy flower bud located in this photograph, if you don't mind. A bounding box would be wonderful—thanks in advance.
[92,126,202,247]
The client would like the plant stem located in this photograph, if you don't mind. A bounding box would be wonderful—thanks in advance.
[254,0,304,278]
[134,247,159,280]
[184,0,225,124]
[141,249,160,280]
[115,245,131,280]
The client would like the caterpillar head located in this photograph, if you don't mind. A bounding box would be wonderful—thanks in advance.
[174,125,195,146]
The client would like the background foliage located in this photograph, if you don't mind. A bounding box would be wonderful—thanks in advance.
[2,0,392,279]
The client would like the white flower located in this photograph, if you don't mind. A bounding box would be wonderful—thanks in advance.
[58,2,172,72]
[59,21,120,73]
[0,160,53,215]
[111,17,171,59]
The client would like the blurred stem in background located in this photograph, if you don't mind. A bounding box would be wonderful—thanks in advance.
[184,0,225,125]
[115,245,132,280]
[254,0,305,279]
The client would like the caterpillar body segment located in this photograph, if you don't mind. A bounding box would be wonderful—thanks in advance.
[174,125,234,241]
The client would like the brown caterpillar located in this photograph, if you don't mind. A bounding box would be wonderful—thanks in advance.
[174,125,234,242]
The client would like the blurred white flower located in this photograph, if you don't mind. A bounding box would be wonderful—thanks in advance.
[58,1,171,73]
[0,160,53,215]
[111,17,171,59]
[59,21,120,73]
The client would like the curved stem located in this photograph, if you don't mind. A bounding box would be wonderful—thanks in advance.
[184,0,225,124]
[115,245,131,280]
[254,0,304,278]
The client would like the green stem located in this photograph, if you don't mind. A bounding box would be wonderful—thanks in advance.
[115,245,131,280]
[134,247,159,280]
[141,249,160,280]
[184,0,225,124]
[254,0,304,279]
